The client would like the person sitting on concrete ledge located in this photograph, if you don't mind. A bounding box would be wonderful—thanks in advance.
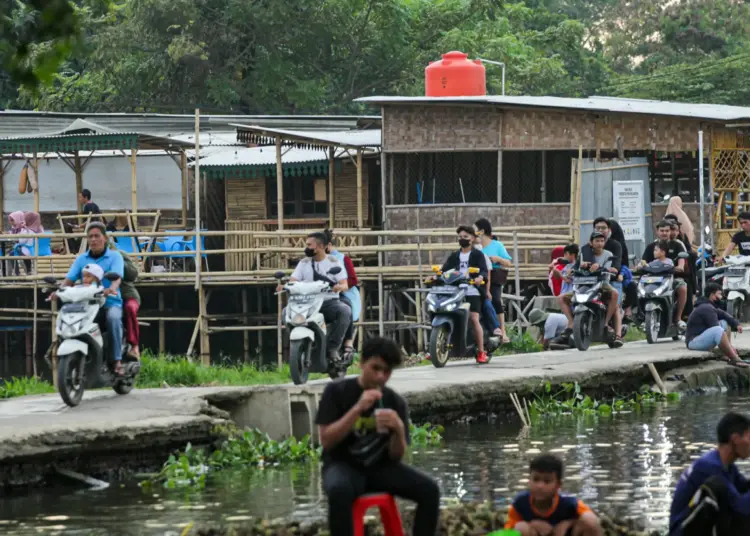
[669,412,750,536]
[685,283,747,368]
[528,309,571,350]
[315,336,440,536]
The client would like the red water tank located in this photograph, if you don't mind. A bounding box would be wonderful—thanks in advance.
[425,51,486,97]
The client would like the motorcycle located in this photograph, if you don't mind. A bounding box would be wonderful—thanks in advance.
[636,252,689,344]
[43,274,141,407]
[274,266,352,384]
[425,265,500,367]
[723,255,750,321]
[570,260,629,351]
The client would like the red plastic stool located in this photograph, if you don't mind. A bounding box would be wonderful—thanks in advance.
[352,493,404,536]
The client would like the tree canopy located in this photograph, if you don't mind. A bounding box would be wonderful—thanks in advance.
[3,0,750,113]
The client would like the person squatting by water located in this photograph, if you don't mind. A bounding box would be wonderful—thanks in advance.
[670,412,750,535]
[316,336,440,536]
[505,453,602,536]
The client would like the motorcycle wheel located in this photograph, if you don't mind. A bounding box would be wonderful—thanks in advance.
[58,352,85,407]
[731,299,743,323]
[573,312,592,351]
[429,325,451,368]
[644,310,660,344]
[113,378,133,395]
[289,340,311,385]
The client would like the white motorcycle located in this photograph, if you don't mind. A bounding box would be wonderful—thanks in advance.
[43,274,141,407]
[723,255,750,322]
[274,266,352,384]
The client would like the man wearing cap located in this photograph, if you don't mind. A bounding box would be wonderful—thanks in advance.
[529,308,570,350]
[559,231,624,348]
[52,222,125,375]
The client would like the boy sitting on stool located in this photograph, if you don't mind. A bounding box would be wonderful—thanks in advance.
[506,454,601,536]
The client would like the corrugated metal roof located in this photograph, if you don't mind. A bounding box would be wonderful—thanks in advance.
[354,95,750,122]
[231,125,381,149]
[0,110,380,139]
[196,146,333,168]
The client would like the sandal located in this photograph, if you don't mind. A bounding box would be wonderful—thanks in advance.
[501,333,511,344]
[727,359,750,368]
[342,345,354,360]
[113,361,125,376]
[612,335,624,348]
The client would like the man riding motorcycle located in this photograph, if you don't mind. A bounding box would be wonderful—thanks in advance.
[280,232,352,362]
[50,222,126,374]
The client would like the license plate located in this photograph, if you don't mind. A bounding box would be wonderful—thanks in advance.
[642,276,664,284]
[430,288,457,295]
[728,268,746,277]
[574,277,597,285]
[61,303,85,313]
[290,294,313,302]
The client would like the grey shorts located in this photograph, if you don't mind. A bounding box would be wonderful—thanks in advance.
[673,279,687,290]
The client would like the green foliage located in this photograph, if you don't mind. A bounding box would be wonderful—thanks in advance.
[529,381,680,418]
[497,328,543,355]
[0,376,55,398]
[142,422,443,490]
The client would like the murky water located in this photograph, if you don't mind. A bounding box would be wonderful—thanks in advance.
[2,393,750,535]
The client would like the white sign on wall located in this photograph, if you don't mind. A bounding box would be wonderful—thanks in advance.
[613,180,645,241]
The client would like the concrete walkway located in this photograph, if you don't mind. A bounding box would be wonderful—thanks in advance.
[1,333,748,468]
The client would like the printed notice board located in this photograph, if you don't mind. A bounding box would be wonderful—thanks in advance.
[612,180,645,241]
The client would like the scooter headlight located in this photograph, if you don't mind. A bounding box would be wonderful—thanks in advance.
[443,302,457,312]
[292,313,306,326]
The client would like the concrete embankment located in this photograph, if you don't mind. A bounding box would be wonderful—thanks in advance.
[193,503,657,536]
[2,334,750,486]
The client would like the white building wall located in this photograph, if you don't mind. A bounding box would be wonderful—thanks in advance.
[3,154,183,212]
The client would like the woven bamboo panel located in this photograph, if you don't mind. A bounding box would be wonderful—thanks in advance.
[226,178,266,220]
[334,161,369,224]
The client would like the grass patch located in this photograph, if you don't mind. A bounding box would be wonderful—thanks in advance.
[496,328,543,355]
[0,376,55,398]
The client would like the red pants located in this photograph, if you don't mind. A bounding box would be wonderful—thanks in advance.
[123,298,140,347]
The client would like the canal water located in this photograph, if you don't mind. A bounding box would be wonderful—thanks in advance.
[2,393,749,535]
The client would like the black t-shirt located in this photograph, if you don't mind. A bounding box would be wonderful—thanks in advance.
[642,240,687,277]
[731,231,750,256]
[315,377,410,467]
[83,201,101,215]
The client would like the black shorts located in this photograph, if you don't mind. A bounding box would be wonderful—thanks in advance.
[466,295,482,314]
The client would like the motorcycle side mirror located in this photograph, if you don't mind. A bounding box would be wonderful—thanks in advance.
[677,252,690,259]
[328,266,342,275]
[43,276,57,286]
[273,270,285,279]
[104,272,121,282]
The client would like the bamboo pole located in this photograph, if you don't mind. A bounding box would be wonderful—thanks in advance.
[276,137,284,231]
[242,288,249,361]
[158,291,165,354]
[574,146,583,243]
[356,148,363,228]
[194,109,202,291]
[74,151,83,214]
[130,148,137,213]
[198,285,210,365]
[180,150,188,227]
[32,152,40,213]
[328,147,335,227]
[51,299,58,387]
[377,236,384,336]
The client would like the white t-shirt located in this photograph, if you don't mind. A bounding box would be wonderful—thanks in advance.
[291,256,348,284]
[458,250,479,296]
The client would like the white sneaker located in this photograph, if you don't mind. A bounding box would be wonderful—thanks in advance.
[678,320,687,331]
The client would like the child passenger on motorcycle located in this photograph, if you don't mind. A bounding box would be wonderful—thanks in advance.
[81,264,104,287]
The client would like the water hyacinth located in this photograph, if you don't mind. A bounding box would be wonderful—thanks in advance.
[529,381,680,418]
[143,423,444,490]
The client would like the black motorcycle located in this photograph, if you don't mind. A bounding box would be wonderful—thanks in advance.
[636,254,688,344]
[570,260,628,351]
[425,266,500,367]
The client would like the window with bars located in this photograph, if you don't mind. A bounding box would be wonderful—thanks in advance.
[268,176,328,218]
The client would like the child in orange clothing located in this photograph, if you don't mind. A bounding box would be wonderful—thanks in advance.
[506,454,602,536]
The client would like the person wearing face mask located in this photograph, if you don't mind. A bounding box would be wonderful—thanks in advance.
[281,232,352,363]
[439,225,489,363]
[324,229,361,360]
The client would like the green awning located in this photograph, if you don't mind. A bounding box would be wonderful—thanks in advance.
[0,134,138,154]
[203,160,342,180]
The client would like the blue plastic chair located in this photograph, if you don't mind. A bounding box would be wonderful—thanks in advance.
[168,230,209,272]
[114,236,136,254]
[154,233,186,271]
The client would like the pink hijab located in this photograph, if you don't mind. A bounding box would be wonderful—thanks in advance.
[8,211,25,233]
[8,211,43,234]
[23,211,43,233]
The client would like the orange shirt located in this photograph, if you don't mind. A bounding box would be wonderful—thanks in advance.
[505,492,592,528]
